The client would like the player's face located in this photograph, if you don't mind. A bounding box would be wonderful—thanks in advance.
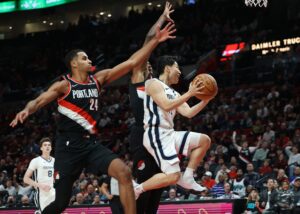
[168,62,181,84]
[41,141,52,154]
[75,52,92,72]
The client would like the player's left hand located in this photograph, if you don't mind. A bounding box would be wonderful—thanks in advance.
[163,1,175,23]
[155,22,176,43]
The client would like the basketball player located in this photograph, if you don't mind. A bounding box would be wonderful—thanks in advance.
[10,24,176,214]
[129,2,174,213]
[134,56,212,198]
[23,137,55,213]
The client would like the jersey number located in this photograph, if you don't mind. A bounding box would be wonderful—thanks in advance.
[48,170,52,177]
[90,98,98,111]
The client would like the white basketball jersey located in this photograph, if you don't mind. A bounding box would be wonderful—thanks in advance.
[232,178,246,197]
[28,156,55,188]
[144,78,178,129]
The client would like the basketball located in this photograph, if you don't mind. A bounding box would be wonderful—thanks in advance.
[192,73,218,100]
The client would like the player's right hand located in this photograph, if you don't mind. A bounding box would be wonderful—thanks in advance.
[189,80,205,97]
[38,183,51,192]
[9,109,29,127]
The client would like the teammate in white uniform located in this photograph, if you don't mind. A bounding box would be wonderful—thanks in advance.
[134,56,212,198]
[23,138,55,212]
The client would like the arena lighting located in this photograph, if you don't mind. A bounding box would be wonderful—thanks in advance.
[221,42,245,57]
[43,20,47,24]
[9,26,13,30]
[60,20,64,24]
[49,22,53,26]
[0,1,16,13]
[99,12,104,15]
[107,13,111,17]
[148,2,152,6]
[157,4,161,7]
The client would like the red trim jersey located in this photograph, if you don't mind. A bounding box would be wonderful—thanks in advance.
[57,74,101,134]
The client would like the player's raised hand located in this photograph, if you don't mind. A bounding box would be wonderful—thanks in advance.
[155,22,176,42]
[9,109,29,127]
[163,1,175,23]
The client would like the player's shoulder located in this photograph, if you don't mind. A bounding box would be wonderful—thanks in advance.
[145,78,160,87]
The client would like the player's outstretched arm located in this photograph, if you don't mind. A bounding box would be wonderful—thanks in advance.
[94,23,176,85]
[132,1,175,81]
[177,99,211,118]
[10,80,68,127]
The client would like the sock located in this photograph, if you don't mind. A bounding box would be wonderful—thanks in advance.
[184,167,194,179]
[135,184,145,194]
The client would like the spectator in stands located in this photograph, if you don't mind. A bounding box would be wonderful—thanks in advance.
[245,188,261,214]
[273,153,288,172]
[284,144,300,177]
[92,195,104,205]
[230,168,246,198]
[262,124,275,144]
[5,195,16,208]
[201,171,216,190]
[210,173,226,198]
[277,181,294,214]
[19,195,32,208]
[5,180,16,197]
[276,169,289,185]
[232,131,260,171]
[290,166,300,182]
[291,177,300,214]
[244,163,260,189]
[218,182,240,199]
[165,188,180,201]
[83,184,97,204]
[259,178,278,214]
[258,159,273,177]
[253,142,269,170]
[73,193,84,205]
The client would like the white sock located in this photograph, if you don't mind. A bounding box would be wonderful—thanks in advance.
[136,184,145,194]
[184,167,194,179]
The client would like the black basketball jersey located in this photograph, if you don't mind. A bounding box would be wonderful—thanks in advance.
[128,81,146,127]
[57,74,100,134]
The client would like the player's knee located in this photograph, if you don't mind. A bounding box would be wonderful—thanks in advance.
[116,165,132,184]
[200,134,211,149]
[166,172,181,185]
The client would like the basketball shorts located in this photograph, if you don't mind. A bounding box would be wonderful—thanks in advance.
[35,188,55,211]
[143,127,201,174]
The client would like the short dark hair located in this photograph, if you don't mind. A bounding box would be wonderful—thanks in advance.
[155,55,177,78]
[39,137,52,147]
[64,49,84,70]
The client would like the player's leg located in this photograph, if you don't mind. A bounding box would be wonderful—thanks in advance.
[87,143,135,214]
[176,131,211,192]
[108,158,136,214]
[133,149,163,214]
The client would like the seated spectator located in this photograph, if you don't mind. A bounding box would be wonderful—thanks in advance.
[291,177,300,214]
[83,184,97,204]
[277,181,294,213]
[230,168,246,198]
[92,195,104,205]
[73,193,84,205]
[253,142,269,170]
[244,163,260,188]
[5,180,16,197]
[259,159,273,177]
[19,195,32,207]
[284,144,300,177]
[276,169,289,185]
[259,178,278,214]
[262,124,275,144]
[210,174,226,198]
[218,182,240,199]
[201,171,216,190]
[165,188,180,201]
[273,153,288,172]
[290,166,300,182]
[245,188,261,214]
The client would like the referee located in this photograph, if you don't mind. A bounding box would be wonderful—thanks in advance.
[101,176,123,214]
